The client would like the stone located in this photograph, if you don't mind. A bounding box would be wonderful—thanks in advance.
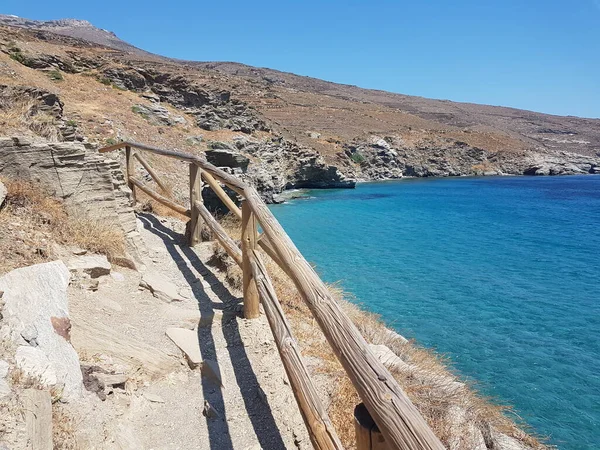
[165,327,202,367]
[369,344,412,373]
[0,137,144,266]
[110,272,126,282]
[144,392,165,403]
[71,247,87,256]
[0,180,6,208]
[201,359,223,387]
[203,399,220,419]
[68,254,111,278]
[0,379,10,399]
[15,346,58,386]
[20,324,39,347]
[305,131,321,139]
[0,360,9,378]
[0,261,83,400]
[205,148,250,171]
[140,271,184,302]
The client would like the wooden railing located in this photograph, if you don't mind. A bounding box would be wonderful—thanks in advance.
[99,141,445,450]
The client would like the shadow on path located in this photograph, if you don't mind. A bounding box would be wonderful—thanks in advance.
[138,213,286,450]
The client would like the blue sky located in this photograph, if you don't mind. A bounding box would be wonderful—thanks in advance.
[3,0,599,118]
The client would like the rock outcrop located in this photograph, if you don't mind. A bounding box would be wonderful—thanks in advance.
[0,261,83,401]
[0,136,143,264]
[343,134,600,180]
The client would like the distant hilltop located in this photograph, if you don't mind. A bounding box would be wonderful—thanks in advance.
[0,14,145,54]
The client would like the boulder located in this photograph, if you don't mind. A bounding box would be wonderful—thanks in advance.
[140,271,185,302]
[0,261,83,400]
[68,254,111,278]
[205,148,250,172]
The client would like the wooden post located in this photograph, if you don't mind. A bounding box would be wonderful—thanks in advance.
[189,164,202,246]
[355,403,388,450]
[241,200,260,319]
[125,145,136,202]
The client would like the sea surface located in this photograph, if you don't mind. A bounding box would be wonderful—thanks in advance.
[270,175,600,450]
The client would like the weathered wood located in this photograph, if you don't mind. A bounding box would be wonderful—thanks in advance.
[249,250,344,450]
[189,164,203,246]
[125,146,136,202]
[98,141,246,192]
[355,403,389,450]
[22,389,52,450]
[201,170,242,219]
[194,201,242,266]
[242,185,444,450]
[100,141,197,162]
[129,177,190,217]
[241,201,260,319]
[133,152,171,196]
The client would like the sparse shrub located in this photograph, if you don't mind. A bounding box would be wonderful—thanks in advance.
[350,152,366,164]
[97,76,112,86]
[65,119,78,127]
[105,137,119,145]
[47,70,63,81]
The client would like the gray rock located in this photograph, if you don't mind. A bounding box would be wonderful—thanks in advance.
[110,272,126,282]
[186,135,203,145]
[166,327,202,367]
[140,271,184,302]
[205,148,249,171]
[0,137,143,267]
[305,131,321,139]
[0,261,83,401]
[68,254,111,278]
[20,324,39,347]
[201,359,223,387]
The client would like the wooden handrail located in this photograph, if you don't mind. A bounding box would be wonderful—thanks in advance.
[249,249,344,450]
[243,186,444,450]
[99,141,445,450]
[129,177,190,216]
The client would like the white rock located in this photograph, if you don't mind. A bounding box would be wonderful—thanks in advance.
[0,360,9,378]
[111,272,126,282]
[144,392,165,403]
[369,344,412,372]
[15,346,58,386]
[0,261,83,400]
[141,271,184,302]
[68,254,111,278]
[166,328,202,366]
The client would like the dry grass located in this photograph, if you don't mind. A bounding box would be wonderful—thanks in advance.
[0,98,61,141]
[213,217,549,449]
[0,178,126,273]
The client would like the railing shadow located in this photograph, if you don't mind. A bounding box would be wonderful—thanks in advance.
[137,213,286,450]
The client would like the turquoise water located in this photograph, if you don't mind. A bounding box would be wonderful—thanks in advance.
[270,175,600,450]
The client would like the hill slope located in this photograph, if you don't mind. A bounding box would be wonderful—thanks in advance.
[0,16,598,204]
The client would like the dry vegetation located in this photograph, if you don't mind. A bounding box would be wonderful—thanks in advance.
[0,178,126,274]
[0,97,61,141]
[211,216,548,449]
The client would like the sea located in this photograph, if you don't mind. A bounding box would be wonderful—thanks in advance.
[270,175,600,450]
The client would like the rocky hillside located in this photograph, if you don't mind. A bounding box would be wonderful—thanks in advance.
[0,16,599,206]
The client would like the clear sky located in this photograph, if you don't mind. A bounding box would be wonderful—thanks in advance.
[3,0,600,118]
